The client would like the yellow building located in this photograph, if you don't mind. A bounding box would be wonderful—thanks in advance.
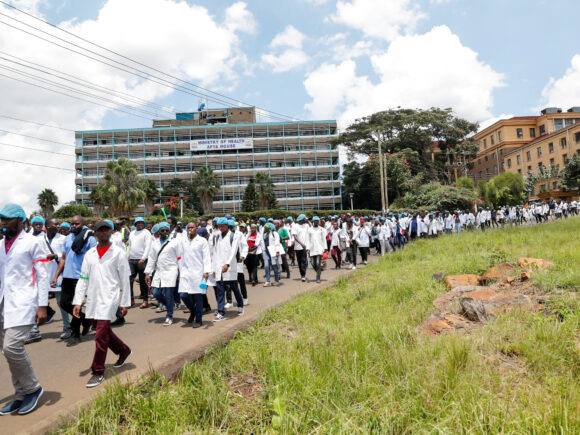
[469,107,580,182]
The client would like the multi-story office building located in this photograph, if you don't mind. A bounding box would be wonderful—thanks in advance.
[469,107,580,182]
[75,107,342,212]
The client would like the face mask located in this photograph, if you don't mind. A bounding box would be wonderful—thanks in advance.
[159,233,169,242]
[5,227,18,239]
[33,228,43,236]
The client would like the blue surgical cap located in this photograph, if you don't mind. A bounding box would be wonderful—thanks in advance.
[225,214,233,219]
[297,214,306,222]
[151,224,159,234]
[227,219,236,227]
[212,217,218,222]
[31,216,45,226]
[197,227,208,237]
[134,217,145,224]
[266,223,276,231]
[217,217,229,226]
[0,203,26,222]
[158,222,170,230]
[259,217,266,223]
[312,216,320,222]
[104,219,114,230]
[60,222,71,229]
[267,218,274,222]
[287,216,293,222]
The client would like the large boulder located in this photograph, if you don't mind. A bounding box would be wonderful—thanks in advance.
[445,274,480,289]
[460,289,533,322]
[516,257,554,270]
[421,313,470,335]
[433,285,488,310]
[479,262,517,284]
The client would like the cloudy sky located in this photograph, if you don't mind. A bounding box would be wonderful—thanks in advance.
[0,0,579,213]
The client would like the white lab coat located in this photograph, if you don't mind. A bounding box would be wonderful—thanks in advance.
[307,226,327,256]
[45,233,65,290]
[236,232,249,274]
[0,231,51,329]
[354,226,371,248]
[145,238,182,288]
[178,235,212,294]
[212,230,239,282]
[73,244,131,320]
[259,231,283,257]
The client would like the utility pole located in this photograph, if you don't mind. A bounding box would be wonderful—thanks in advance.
[384,152,389,211]
[376,131,386,211]
[349,192,354,210]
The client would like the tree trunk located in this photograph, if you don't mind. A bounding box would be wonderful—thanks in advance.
[144,199,153,217]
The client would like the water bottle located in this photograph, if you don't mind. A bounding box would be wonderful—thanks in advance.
[199,278,208,291]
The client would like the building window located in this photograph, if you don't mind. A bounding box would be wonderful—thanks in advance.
[479,171,482,178]
[500,149,504,155]
[549,142,554,153]
[477,158,481,165]
[530,128,536,138]
[554,119,564,130]
[516,128,523,138]
[561,138,567,148]
[507,159,512,168]
[486,168,490,175]
[485,155,489,162]
[553,181,558,190]
[550,158,555,166]
[492,152,496,159]
[537,147,542,157]
[538,162,543,170]
[526,151,531,161]
[501,162,505,171]
[563,154,568,163]
[490,135,495,145]
[494,165,498,174]
[518,169,522,174]
[539,184,546,193]
[575,132,580,143]
[483,139,487,148]
[527,165,532,172]
[517,155,521,164]
[539,125,546,135]
[498,130,503,141]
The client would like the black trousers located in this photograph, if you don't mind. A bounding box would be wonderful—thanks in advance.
[295,249,308,278]
[245,254,258,284]
[280,253,290,277]
[60,278,89,337]
[227,273,248,303]
[359,247,369,263]
[129,259,148,300]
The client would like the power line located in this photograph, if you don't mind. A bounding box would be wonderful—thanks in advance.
[0,127,73,146]
[0,0,298,122]
[0,141,74,156]
[0,156,74,171]
[0,113,75,131]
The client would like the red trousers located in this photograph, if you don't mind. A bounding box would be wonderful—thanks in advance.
[331,246,342,267]
[91,320,130,375]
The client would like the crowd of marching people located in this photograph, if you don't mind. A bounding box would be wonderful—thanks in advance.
[0,198,577,414]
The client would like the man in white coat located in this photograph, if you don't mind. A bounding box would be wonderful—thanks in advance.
[178,222,212,328]
[145,222,181,326]
[0,203,50,415]
[73,221,132,388]
[212,217,244,322]
[307,216,327,283]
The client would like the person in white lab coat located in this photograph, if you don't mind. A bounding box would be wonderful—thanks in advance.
[145,222,181,327]
[291,214,310,281]
[329,221,343,269]
[178,222,212,328]
[307,217,327,283]
[73,220,132,389]
[212,217,244,321]
[0,203,50,415]
[235,223,249,305]
[127,217,152,308]
[354,220,371,264]
[260,223,283,286]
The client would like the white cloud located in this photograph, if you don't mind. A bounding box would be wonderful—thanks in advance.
[304,26,505,129]
[430,0,454,4]
[261,25,308,73]
[540,54,580,111]
[0,0,255,214]
[331,0,427,41]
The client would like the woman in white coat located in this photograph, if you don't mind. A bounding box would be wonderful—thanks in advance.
[354,221,371,264]
[0,203,50,415]
[178,222,212,328]
[259,223,283,286]
[72,220,132,388]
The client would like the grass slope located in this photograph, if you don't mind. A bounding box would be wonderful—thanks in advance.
[59,218,580,434]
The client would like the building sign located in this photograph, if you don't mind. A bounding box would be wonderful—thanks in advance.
[190,138,253,151]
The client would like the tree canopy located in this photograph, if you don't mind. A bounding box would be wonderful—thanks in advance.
[254,172,278,210]
[242,179,258,212]
[192,167,221,214]
[103,158,145,216]
[485,172,525,207]
[559,154,580,191]
[37,188,59,219]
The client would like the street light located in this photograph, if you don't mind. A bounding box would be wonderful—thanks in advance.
[349,192,354,210]
[178,192,184,219]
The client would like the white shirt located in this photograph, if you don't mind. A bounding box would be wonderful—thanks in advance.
[237,231,249,274]
[291,223,309,251]
[0,231,51,328]
[354,226,371,248]
[178,235,212,294]
[145,237,182,288]
[128,229,152,260]
[307,226,327,256]
[111,231,125,249]
[73,244,131,320]
[330,228,342,248]
[212,230,239,281]
[259,230,283,257]
[45,232,65,290]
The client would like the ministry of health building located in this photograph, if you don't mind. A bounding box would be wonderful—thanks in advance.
[75,107,342,212]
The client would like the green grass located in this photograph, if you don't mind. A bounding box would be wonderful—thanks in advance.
[58,218,580,434]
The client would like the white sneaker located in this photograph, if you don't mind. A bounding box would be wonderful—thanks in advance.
[301,277,306,282]
[224,302,233,309]
[155,304,166,313]
[238,307,244,316]
[213,314,226,322]
[263,282,271,287]
[243,298,248,306]
[351,265,356,270]
[163,317,173,327]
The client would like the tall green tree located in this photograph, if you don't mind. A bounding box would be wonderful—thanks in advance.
[89,184,110,217]
[485,172,525,207]
[456,176,475,190]
[103,158,145,216]
[192,167,221,214]
[242,179,258,212]
[254,172,278,210]
[139,178,159,217]
[160,178,203,215]
[37,188,59,219]
[559,154,580,191]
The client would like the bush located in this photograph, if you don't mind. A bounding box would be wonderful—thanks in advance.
[485,173,525,207]
[53,204,93,219]
[456,176,474,190]
[397,183,476,211]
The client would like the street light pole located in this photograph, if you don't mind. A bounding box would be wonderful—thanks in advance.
[349,192,354,210]
[179,192,184,219]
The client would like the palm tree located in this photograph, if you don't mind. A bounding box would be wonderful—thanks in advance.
[37,188,59,219]
[192,167,220,214]
[89,183,110,217]
[103,158,145,216]
[254,172,277,210]
[139,178,159,217]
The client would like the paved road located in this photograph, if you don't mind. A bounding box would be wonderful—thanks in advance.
[0,258,377,434]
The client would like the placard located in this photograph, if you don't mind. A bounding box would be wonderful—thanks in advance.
[190,138,253,151]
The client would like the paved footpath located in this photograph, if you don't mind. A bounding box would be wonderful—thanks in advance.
[0,257,378,434]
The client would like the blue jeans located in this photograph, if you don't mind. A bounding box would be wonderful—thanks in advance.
[153,287,176,319]
[263,252,280,283]
[179,293,204,323]
[55,291,70,330]
[216,280,243,316]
